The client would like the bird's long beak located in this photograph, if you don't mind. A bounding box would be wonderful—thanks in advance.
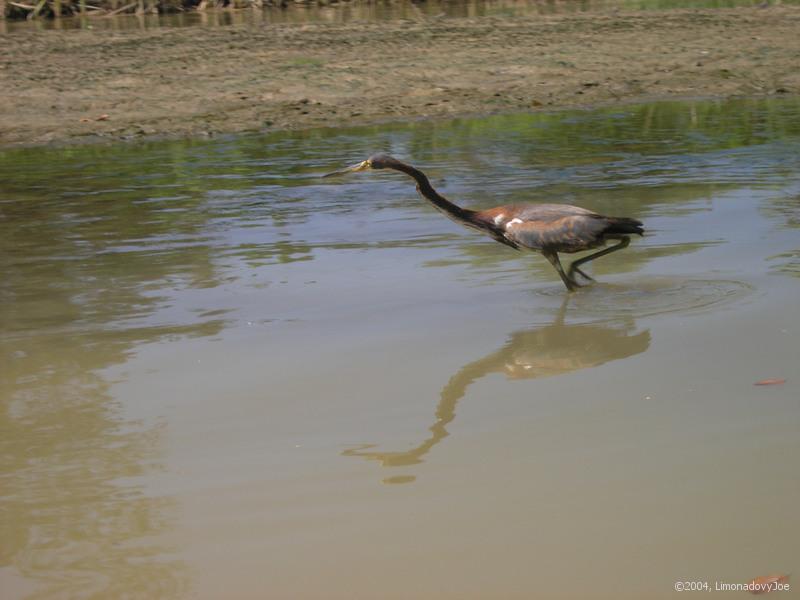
[321,160,370,178]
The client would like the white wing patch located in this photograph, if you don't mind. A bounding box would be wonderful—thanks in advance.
[493,213,505,225]
[506,218,523,229]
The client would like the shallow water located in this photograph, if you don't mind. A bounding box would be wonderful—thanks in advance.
[1,98,799,599]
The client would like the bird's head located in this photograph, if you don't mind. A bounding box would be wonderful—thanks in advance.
[322,154,398,177]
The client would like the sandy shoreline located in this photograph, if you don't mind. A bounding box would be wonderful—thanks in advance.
[2,5,800,149]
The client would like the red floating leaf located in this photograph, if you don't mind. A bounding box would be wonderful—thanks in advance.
[754,378,786,386]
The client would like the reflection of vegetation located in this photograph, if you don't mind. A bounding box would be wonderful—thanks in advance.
[769,250,800,277]
[348,96,800,170]
[763,193,800,277]
[0,313,217,595]
[0,142,235,597]
[0,319,218,593]
[1,332,192,599]
[0,123,347,594]
[762,194,800,230]
[343,300,650,477]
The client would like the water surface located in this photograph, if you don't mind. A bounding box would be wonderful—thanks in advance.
[1,98,799,598]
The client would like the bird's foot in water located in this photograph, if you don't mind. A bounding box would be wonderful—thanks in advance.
[568,265,595,283]
[564,278,587,292]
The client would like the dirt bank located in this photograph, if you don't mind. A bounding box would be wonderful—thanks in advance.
[1,5,800,148]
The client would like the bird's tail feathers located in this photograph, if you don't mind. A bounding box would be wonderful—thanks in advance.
[605,217,644,236]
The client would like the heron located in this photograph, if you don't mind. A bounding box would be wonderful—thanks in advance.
[324,154,644,291]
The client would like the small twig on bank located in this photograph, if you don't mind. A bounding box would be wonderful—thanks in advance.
[104,1,135,15]
[28,0,47,19]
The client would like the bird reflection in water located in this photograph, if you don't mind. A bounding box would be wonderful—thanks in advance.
[343,300,650,482]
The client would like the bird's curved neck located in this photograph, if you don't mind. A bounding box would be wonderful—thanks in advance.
[388,161,477,226]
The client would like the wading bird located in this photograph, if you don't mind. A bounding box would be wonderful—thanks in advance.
[324,154,643,291]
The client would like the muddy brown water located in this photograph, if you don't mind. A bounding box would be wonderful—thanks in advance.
[1,97,799,598]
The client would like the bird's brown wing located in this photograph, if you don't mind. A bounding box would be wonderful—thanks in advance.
[511,204,598,220]
[504,214,610,253]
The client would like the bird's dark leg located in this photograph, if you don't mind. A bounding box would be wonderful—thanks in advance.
[571,265,595,282]
[567,236,630,280]
[543,251,581,292]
